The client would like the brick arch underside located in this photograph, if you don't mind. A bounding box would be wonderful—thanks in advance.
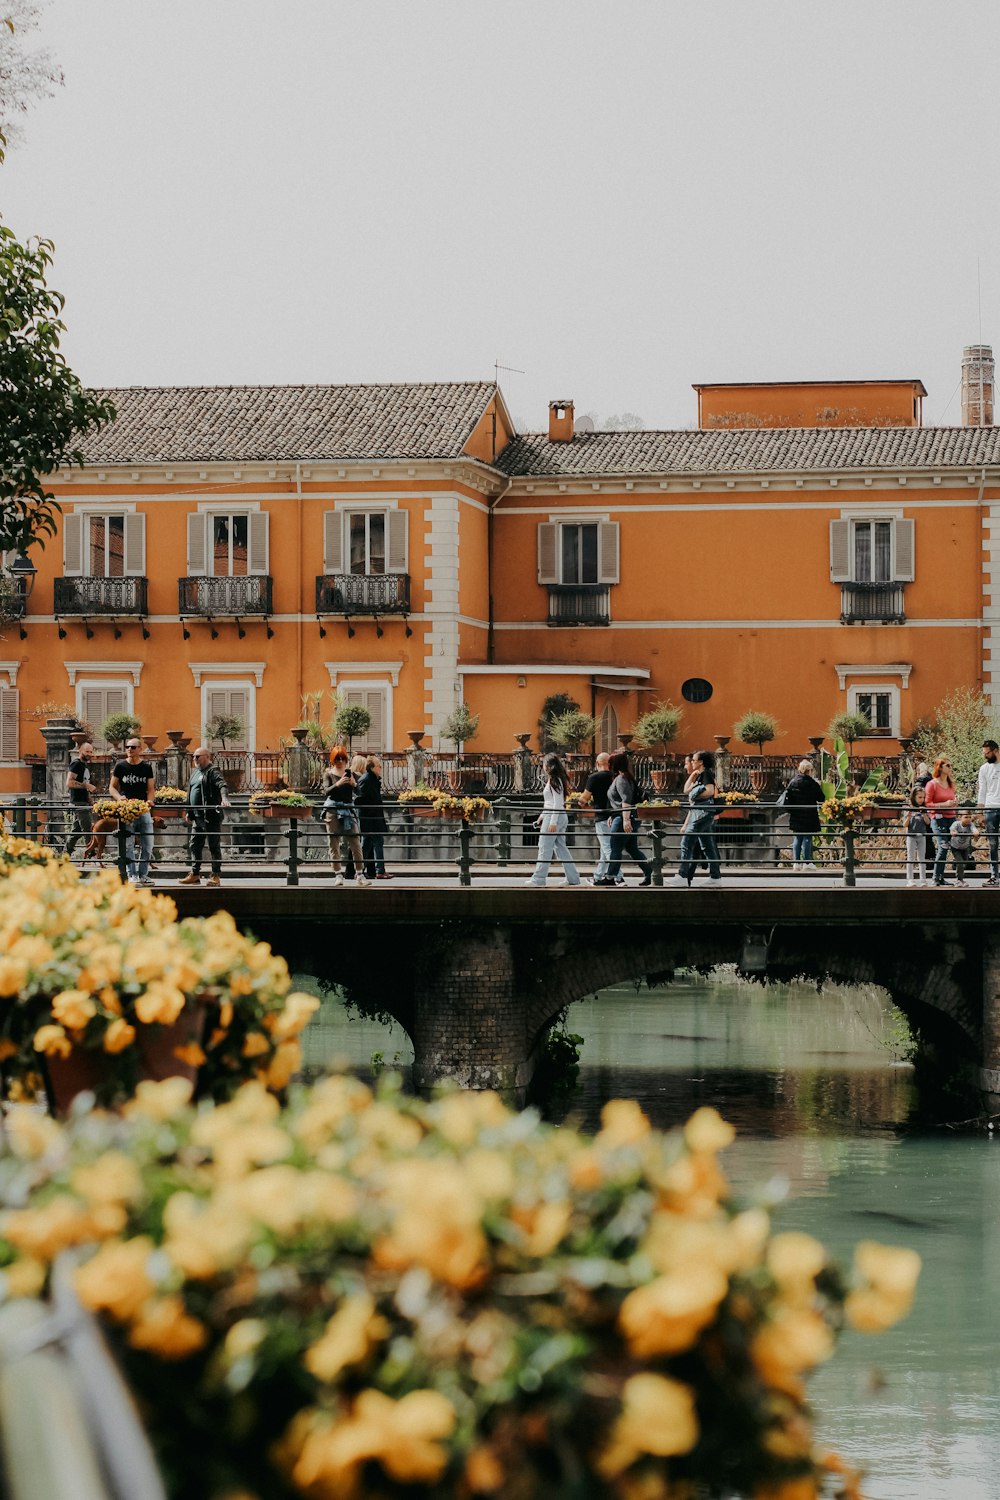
[515,924,980,1066]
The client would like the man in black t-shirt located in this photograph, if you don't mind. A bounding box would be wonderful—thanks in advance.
[110,738,156,884]
[65,741,95,858]
[585,752,615,886]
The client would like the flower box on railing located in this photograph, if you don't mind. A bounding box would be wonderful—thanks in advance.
[635,803,681,821]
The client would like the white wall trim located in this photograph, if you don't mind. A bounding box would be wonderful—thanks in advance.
[835,662,912,689]
[546,511,611,523]
[332,498,399,512]
[66,500,138,514]
[188,661,266,688]
[459,663,650,678]
[838,505,905,520]
[196,499,261,513]
[325,660,402,688]
[495,617,977,630]
[332,679,393,750]
[65,660,144,686]
[0,661,21,687]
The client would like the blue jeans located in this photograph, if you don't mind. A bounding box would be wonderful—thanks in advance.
[679,825,720,882]
[932,814,955,883]
[792,834,814,862]
[593,817,613,879]
[127,810,154,880]
[529,811,580,885]
[607,816,651,882]
[362,834,385,877]
[985,808,1000,880]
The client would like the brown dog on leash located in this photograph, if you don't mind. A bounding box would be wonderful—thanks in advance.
[78,816,120,866]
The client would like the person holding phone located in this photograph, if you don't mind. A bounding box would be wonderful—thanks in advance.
[321,747,369,887]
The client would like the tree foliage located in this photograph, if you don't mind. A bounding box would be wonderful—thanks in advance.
[0,1,62,149]
[333,701,372,749]
[733,710,779,755]
[538,693,580,751]
[0,218,116,553]
[827,710,871,752]
[205,713,244,750]
[632,701,682,756]
[548,709,597,752]
[909,688,1000,799]
[439,702,480,749]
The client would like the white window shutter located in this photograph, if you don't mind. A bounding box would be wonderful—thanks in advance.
[829,520,851,582]
[0,688,19,761]
[63,513,83,575]
[387,510,407,573]
[80,689,103,739]
[206,689,228,725]
[248,512,268,575]
[187,513,207,575]
[537,523,558,584]
[324,512,343,574]
[124,513,145,576]
[228,689,249,749]
[365,690,384,750]
[894,518,915,581]
[105,688,127,719]
[597,521,620,584]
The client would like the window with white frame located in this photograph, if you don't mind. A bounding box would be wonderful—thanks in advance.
[202,684,253,752]
[63,513,145,577]
[537,520,620,586]
[324,510,407,575]
[338,687,389,753]
[830,516,914,584]
[186,512,268,577]
[848,684,898,737]
[77,682,134,752]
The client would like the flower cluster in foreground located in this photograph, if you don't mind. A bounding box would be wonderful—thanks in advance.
[0,1079,919,1500]
[0,842,319,1104]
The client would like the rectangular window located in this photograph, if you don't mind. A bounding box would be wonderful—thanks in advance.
[78,684,132,753]
[203,686,251,751]
[560,523,599,584]
[856,691,891,732]
[340,688,386,752]
[853,520,892,583]
[87,516,125,578]
[349,512,386,576]
[212,515,249,577]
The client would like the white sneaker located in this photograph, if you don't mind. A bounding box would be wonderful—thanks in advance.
[697,878,723,887]
[331,875,344,887]
[668,875,689,888]
[356,874,371,887]
[524,879,545,887]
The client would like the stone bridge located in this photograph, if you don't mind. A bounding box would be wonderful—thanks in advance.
[172,886,1000,1103]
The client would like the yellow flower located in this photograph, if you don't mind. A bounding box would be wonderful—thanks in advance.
[752,1308,835,1396]
[0,956,28,996]
[845,1240,921,1332]
[597,1098,651,1148]
[684,1106,736,1154]
[293,1075,373,1151]
[52,989,97,1033]
[241,1031,270,1058]
[375,1159,487,1289]
[3,1257,46,1300]
[127,1295,208,1360]
[3,1197,96,1260]
[430,1090,509,1147]
[173,1042,206,1068]
[304,1292,387,1383]
[511,1198,572,1257]
[619,1264,729,1358]
[224,1318,268,1364]
[291,1388,456,1492]
[0,1038,16,1063]
[3,1106,61,1160]
[124,1076,193,1121]
[264,1039,300,1091]
[74,1237,156,1322]
[767,1232,827,1301]
[162,1192,254,1280]
[598,1372,699,1476]
[72,1152,143,1206]
[32,1024,72,1059]
[135,982,186,1026]
[104,1017,137,1054]
[268,991,320,1042]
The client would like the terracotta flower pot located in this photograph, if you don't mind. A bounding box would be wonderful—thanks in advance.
[636,805,679,821]
[44,1005,207,1115]
[262,805,312,819]
[716,807,748,821]
[650,769,667,792]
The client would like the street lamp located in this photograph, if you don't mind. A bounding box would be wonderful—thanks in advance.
[9,553,37,639]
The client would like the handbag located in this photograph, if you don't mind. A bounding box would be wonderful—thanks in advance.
[776,788,788,807]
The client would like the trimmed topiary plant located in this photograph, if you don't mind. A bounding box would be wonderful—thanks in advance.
[101,711,141,749]
[734,710,779,756]
[439,703,480,760]
[827,710,871,755]
[333,702,372,751]
[632,702,683,763]
[548,709,597,753]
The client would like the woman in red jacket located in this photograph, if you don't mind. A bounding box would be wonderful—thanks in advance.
[925,756,959,886]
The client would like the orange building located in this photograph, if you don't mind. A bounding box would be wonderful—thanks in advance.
[3,355,1000,786]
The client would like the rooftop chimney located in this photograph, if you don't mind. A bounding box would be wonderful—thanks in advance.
[961,344,994,426]
[548,400,574,442]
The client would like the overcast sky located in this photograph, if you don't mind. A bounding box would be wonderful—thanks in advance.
[4,0,1000,432]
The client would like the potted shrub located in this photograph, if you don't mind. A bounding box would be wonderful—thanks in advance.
[206,713,247,792]
[248,789,313,820]
[439,702,480,788]
[101,711,141,750]
[827,710,872,757]
[734,710,779,794]
[333,700,372,753]
[152,786,187,820]
[632,701,683,791]
[548,709,598,789]
[538,692,581,752]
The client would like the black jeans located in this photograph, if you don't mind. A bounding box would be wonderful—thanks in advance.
[64,805,93,856]
[189,818,223,876]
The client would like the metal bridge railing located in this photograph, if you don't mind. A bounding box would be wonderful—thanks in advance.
[2,799,985,890]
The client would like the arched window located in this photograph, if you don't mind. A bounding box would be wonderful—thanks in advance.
[598,702,618,755]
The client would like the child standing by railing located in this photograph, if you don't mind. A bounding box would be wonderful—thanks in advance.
[904,786,931,888]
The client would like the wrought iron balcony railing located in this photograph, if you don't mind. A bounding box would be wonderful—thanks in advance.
[178,576,273,616]
[54,576,149,617]
[840,582,906,624]
[547,584,611,627]
[315,573,411,615]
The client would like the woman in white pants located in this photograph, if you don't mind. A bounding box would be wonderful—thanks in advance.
[526,754,582,887]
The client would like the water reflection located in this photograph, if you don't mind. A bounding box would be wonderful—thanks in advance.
[296,971,999,1500]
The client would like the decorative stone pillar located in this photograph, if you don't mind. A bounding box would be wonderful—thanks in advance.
[513,735,532,793]
[40,717,78,806]
[410,928,529,1101]
[164,742,190,791]
[286,727,311,792]
[406,731,426,788]
[714,738,732,793]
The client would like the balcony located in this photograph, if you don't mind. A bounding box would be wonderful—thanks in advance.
[179,576,273,616]
[315,573,411,615]
[547,584,611,627]
[55,576,148,617]
[840,582,906,624]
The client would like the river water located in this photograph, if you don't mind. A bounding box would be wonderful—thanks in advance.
[299,973,1000,1500]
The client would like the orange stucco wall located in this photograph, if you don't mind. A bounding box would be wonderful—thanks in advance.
[696,381,924,429]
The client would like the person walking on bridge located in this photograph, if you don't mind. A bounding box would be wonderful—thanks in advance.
[926,756,959,887]
[606,751,653,887]
[783,759,824,870]
[977,740,1000,888]
[671,749,721,888]
[585,751,615,886]
[526,754,581,887]
[179,746,230,887]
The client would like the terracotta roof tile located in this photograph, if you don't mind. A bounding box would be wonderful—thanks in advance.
[76,382,498,465]
[494,426,1000,477]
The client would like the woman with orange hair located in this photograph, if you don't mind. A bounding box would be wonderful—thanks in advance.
[320,747,369,887]
[925,755,959,887]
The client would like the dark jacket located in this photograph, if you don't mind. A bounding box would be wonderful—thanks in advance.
[355,770,388,834]
[783,772,824,833]
[186,763,228,827]
[585,769,614,816]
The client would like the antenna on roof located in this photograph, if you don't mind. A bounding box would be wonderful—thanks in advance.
[494,358,525,385]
